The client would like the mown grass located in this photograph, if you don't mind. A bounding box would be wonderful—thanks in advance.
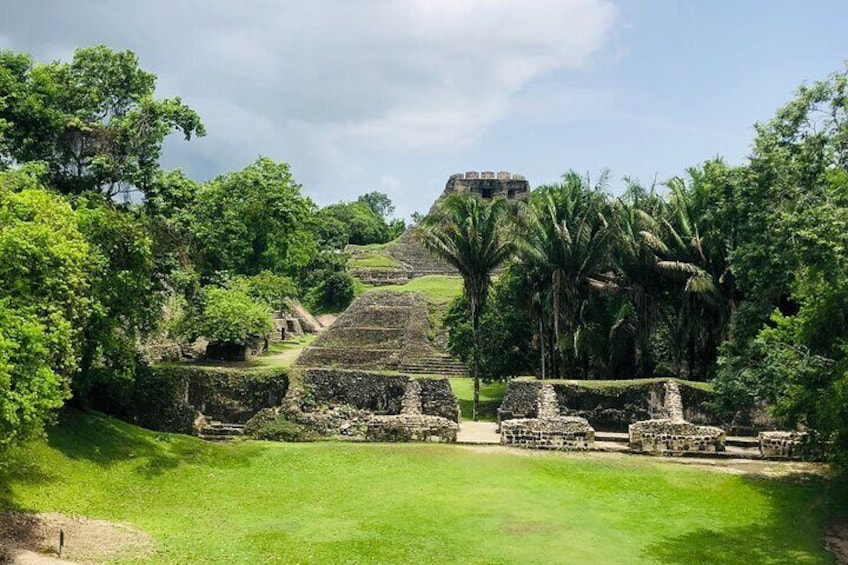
[0,411,838,564]
[450,377,507,422]
[347,253,401,270]
[362,275,462,305]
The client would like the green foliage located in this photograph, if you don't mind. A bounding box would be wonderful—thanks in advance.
[421,193,514,420]
[193,287,274,345]
[305,270,355,313]
[444,266,536,382]
[0,45,204,196]
[356,191,395,218]
[192,157,316,277]
[229,271,299,311]
[0,175,89,448]
[75,198,157,391]
[321,201,389,246]
[0,301,69,449]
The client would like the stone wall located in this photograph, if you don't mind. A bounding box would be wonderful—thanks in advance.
[499,378,683,431]
[629,419,725,454]
[300,368,459,422]
[88,365,289,434]
[759,431,810,459]
[501,416,595,451]
[366,414,457,442]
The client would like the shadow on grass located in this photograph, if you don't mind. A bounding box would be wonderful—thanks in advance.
[645,473,842,564]
[457,398,501,422]
[47,409,265,478]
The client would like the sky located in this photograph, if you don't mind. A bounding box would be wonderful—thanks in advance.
[1,0,846,220]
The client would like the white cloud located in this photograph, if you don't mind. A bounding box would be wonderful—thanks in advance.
[0,0,619,208]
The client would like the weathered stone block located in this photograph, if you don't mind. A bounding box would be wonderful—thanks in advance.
[629,419,725,454]
[759,431,809,459]
[501,416,595,451]
[366,414,458,442]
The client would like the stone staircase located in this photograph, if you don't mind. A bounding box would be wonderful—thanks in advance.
[401,355,467,376]
[537,384,560,419]
[198,421,245,441]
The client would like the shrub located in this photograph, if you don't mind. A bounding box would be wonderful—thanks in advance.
[194,287,274,345]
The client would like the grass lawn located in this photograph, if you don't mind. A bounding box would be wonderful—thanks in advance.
[450,377,507,422]
[348,253,401,270]
[363,275,463,305]
[1,411,840,564]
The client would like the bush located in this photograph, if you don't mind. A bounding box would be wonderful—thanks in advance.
[305,270,355,313]
[194,286,274,344]
[244,409,318,442]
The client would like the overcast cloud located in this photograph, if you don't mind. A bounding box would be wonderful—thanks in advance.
[0,0,618,217]
[4,2,844,220]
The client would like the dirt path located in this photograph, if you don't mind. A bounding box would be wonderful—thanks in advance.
[0,512,153,565]
[457,421,500,444]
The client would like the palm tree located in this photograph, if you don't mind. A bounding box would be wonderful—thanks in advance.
[641,170,735,378]
[518,173,617,378]
[420,193,514,420]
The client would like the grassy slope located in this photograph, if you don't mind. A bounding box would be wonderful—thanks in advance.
[358,275,462,305]
[1,411,837,565]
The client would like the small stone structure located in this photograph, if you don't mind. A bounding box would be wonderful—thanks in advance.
[366,380,458,443]
[500,384,595,451]
[442,171,530,202]
[628,380,726,454]
[759,431,809,459]
[628,419,725,454]
[205,337,267,361]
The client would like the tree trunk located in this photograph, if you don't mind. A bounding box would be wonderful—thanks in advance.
[538,317,546,380]
[471,295,481,422]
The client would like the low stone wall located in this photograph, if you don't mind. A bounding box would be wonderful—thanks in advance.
[759,431,809,459]
[366,414,457,442]
[629,419,725,454]
[88,365,289,434]
[300,368,460,422]
[496,377,758,433]
[501,416,595,451]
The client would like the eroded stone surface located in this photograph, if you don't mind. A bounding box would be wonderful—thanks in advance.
[501,416,595,451]
[366,414,458,443]
[629,419,725,454]
[759,431,809,459]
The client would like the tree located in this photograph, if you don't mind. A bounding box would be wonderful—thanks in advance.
[74,198,157,396]
[518,173,617,378]
[192,157,316,277]
[357,191,395,219]
[0,45,204,197]
[320,201,388,246]
[421,193,514,420]
[192,287,274,346]
[0,172,90,448]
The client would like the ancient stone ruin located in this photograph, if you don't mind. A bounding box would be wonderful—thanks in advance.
[440,170,530,203]
[349,171,531,285]
[628,381,726,455]
[366,379,458,443]
[759,431,809,459]
[500,383,595,451]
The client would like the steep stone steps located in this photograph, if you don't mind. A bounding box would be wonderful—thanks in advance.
[401,356,467,376]
[199,421,245,441]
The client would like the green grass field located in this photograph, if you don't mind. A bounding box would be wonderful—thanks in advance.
[450,378,507,421]
[362,275,463,305]
[1,411,840,564]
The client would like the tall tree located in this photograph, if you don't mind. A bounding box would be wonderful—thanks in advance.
[0,45,204,197]
[421,194,514,420]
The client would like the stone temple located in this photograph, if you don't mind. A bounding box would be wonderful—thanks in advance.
[429,171,530,213]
